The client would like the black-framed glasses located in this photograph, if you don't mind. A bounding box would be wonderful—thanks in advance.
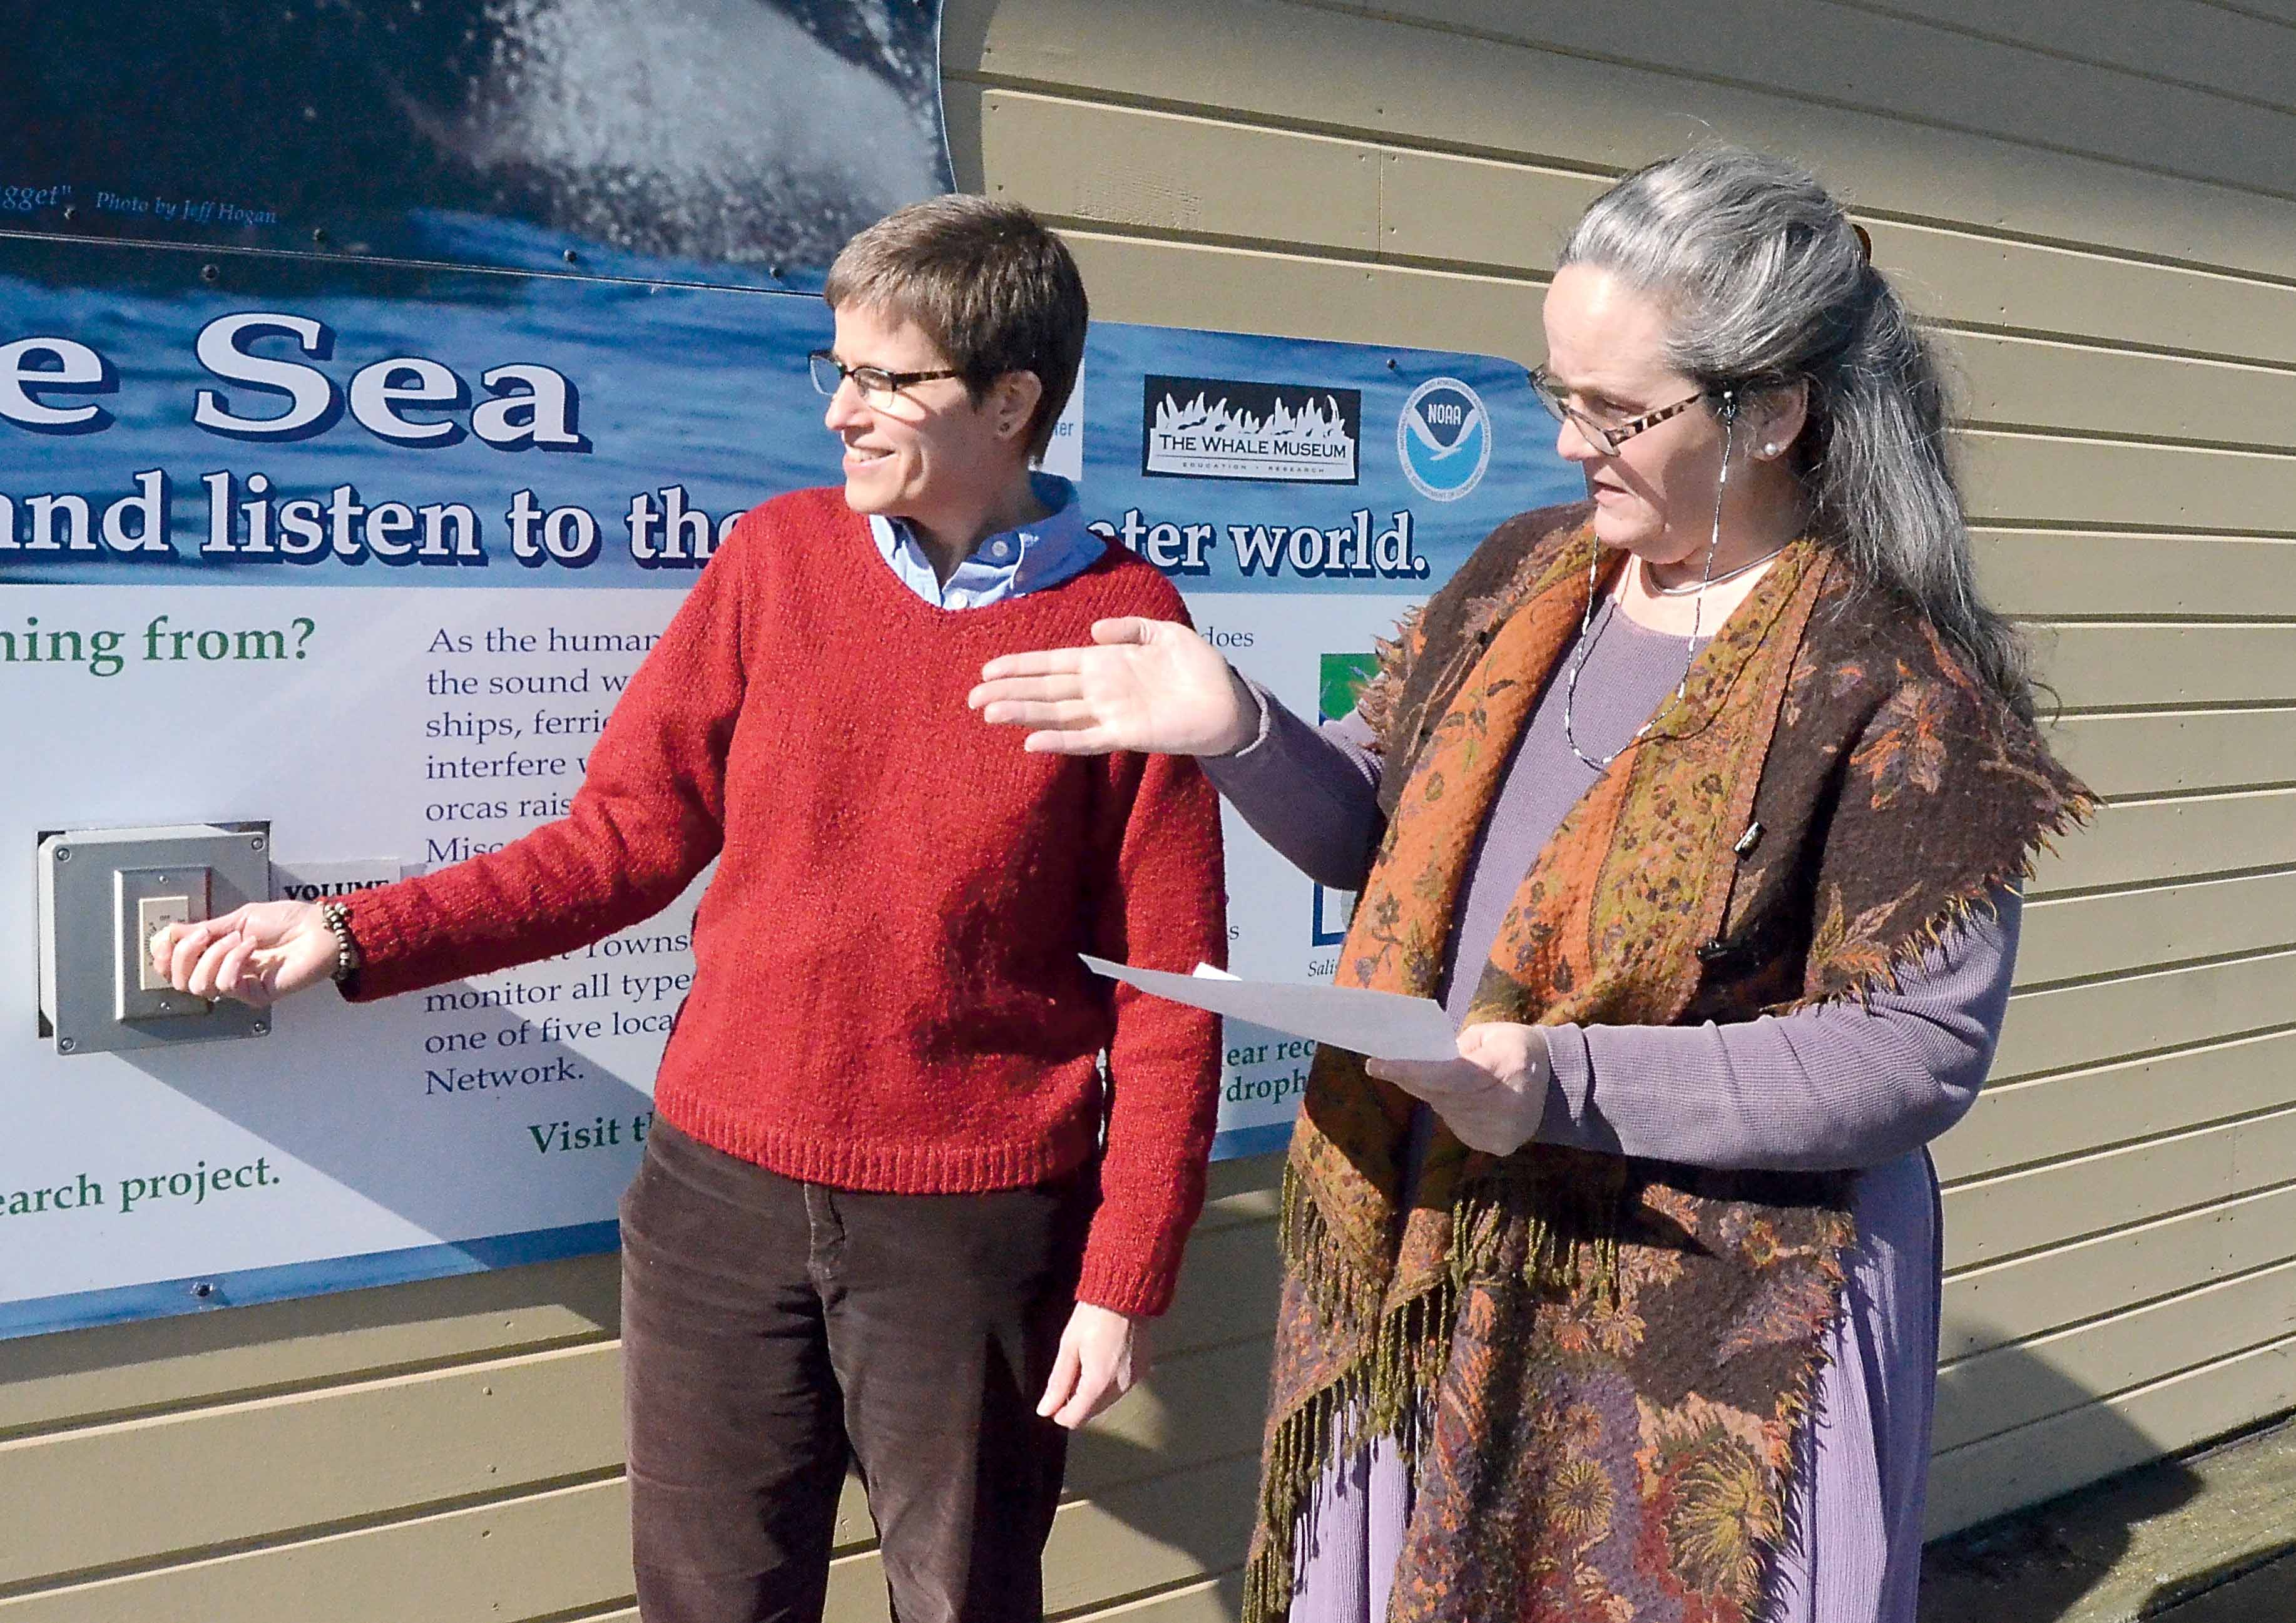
[1529,368,1724,452]
[809,350,962,402]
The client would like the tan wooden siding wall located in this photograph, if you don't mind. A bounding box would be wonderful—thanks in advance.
[4,3,2294,1619]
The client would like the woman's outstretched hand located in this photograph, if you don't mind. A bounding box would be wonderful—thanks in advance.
[970,616,1258,756]
[150,900,337,1008]
[1367,1022,1554,1157]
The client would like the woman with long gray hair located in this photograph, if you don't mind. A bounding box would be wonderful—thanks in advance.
[972,145,2088,1621]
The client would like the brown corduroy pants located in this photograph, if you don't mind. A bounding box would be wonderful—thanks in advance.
[618,1119,1093,1623]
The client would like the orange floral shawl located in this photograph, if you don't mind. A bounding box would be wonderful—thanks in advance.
[1244,506,2089,1623]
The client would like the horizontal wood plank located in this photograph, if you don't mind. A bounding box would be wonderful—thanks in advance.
[4,1270,1278,1590]
[967,86,1382,252]
[1875,218,2296,370]
[981,87,2296,430]
[0,1345,622,1589]
[2032,624,2296,712]
[1061,228,1544,360]
[1925,1330,2296,1537]
[1943,1183,2296,1361]
[2031,791,2296,897]
[1974,521,2296,624]
[1932,1257,2296,1453]
[824,1452,1262,1622]
[1068,1337,1273,1501]
[1990,949,2296,1082]
[0,1251,619,1442]
[2013,872,2296,990]
[1325,0,2296,206]
[0,1334,1277,1606]
[1378,139,2296,370]
[1951,329,2296,453]
[830,1332,1278,1552]
[1962,432,2296,536]
[1379,140,2296,374]
[0,1165,1275,1462]
[1043,1452,1261,1616]
[1159,1219,1280,1360]
[2039,711,2296,803]
[1072,1571,1243,1621]
[1850,0,2296,111]
[1199,1152,1282,1224]
[1939,1029,2296,1183]
[1942,1104,2296,1270]
[0,1477,633,1623]
[955,0,2296,283]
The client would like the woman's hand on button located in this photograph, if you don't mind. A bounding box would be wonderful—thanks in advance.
[150,900,336,1007]
[1366,1023,1553,1157]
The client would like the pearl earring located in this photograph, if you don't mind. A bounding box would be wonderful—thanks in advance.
[1761,442,1778,457]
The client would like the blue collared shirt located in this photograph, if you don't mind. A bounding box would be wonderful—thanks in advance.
[867,474,1105,609]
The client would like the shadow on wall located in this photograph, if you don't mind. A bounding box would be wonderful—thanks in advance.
[1921,1323,2200,1623]
[2144,1540,2296,1618]
[1062,1423,1258,1614]
[125,993,656,1247]
[0,983,656,1376]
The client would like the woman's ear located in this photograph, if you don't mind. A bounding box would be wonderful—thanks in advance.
[1755,380,1811,459]
[989,370,1046,443]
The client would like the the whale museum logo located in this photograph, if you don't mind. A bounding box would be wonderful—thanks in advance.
[1141,375,1360,484]
[1397,376,1491,501]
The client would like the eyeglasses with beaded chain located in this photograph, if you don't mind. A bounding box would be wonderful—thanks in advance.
[1530,372,1786,771]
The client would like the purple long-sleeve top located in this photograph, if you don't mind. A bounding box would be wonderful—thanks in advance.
[1205,601,2014,1622]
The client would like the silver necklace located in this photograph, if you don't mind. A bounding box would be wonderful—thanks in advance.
[1562,407,1736,771]
[1646,542,1785,596]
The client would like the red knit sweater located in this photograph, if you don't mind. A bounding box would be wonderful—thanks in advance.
[345,489,1227,1315]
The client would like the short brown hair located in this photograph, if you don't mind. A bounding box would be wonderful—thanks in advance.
[824,196,1088,459]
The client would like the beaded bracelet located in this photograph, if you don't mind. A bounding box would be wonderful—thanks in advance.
[319,900,364,985]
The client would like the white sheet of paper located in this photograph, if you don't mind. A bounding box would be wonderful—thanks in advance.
[1081,955,1460,1062]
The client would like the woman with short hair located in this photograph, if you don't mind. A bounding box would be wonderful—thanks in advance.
[156,196,1226,1623]
[972,146,2088,1622]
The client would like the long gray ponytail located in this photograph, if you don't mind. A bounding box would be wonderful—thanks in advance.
[1559,146,2037,721]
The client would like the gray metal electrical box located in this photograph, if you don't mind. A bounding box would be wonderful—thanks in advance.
[36,824,274,1056]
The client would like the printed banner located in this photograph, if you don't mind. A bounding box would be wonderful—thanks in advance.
[0,2,1578,1331]
[0,238,1574,1330]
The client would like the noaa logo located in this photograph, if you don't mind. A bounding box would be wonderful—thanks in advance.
[1397,377,1490,502]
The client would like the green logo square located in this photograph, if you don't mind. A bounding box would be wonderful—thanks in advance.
[1319,652,1377,724]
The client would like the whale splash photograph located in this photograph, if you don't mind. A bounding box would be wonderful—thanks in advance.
[0,0,952,283]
